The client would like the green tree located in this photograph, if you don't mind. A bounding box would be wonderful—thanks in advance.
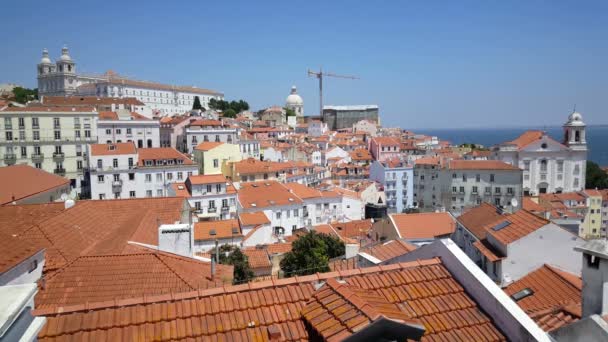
[12,87,38,104]
[586,161,608,189]
[280,231,345,277]
[192,96,204,110]
[217,244,254,284]
[223,108,237,118]
[284,107,296,117]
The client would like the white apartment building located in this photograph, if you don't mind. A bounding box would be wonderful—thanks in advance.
[0,106,97,195]
[369,159,414,214]
[185,119,239,154]
[37,47,223,116]
[492,112,587,196]
[168,174,237,221]
[88,143,198,200]
[97,109,160,148]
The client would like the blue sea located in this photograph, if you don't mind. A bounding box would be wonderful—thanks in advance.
[415,126,608,167]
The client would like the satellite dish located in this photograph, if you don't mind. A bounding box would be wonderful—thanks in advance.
[60,193,68,201]
[510,198,519,208]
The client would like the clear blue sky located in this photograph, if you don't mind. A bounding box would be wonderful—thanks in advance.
[1,1,606,128]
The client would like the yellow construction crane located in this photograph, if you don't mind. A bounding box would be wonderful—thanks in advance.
[307,68,358,116]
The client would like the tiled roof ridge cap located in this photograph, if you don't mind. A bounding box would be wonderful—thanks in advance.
[544,264,583,291]
[152,253,199,290]
[323,278,382,321]
[31,258,442,316]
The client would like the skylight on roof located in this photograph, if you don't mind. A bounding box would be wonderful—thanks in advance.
[511,288,534,302]
[491,220,511,232]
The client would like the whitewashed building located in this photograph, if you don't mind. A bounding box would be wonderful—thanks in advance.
[0,106,97,195]
[97,109,160,148]
[185,119,239,154]
[88,143,197,200]
[37,47,223,116]
[492,112,587,195]
[370,159,414,213]
[169,174,237,221]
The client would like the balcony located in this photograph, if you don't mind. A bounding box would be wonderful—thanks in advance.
[221,206,230,212]
[52,152,65,161]
[54,168,66,176]
[31,153,44,163]
[74,124,81,129]
[207,207,217,213]
[3,153,16,165]
[112,180,123,192]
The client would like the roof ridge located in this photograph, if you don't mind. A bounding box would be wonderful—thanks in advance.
[324,278,382,321]
[152,253,198,290]
[544,264,583,291]
[32,258,442,317]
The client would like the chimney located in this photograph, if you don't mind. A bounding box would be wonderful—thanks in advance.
[158,224,193,257]
[575,240,608,317]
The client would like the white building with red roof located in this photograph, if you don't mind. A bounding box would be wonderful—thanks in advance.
[184,119,239,153]
[89,142,198,200]
[492,112,587,195]
[96,109,160,148]
[169,174,237,220]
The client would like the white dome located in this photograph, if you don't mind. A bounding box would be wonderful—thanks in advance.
[285,86,303,106]
[566,111,585,126]
[40,48,51,64]
[59,46,72,62]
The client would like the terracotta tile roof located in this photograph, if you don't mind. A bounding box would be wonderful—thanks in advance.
[360,239,417,262]
[189,119,223,127]
[504,264,581,332]
[137,147,194,166]
[238,181,303,209]
[390,213,456,239]
[0,203,65,236]
[522,197,547,214]
[473,239,505,262]
[186,174,227,185]
[0,231,44,275]
[372,136,401,146]
[194,219,241,241]
[98,111,150,121]
[1,198,186,273]
[448,160,520,171]
[238,212,270,226]
[103,75,222,96]
[583,189,602,197]
[456,203,503,240]
[34,258,507,341]
[329,257,359,271]
[329,219,373,240]
[349,148,373,161]
[484,209,551,245]
[301,278,421,341]
[505,130,544,149]
[42,96,144,107]
[0,165,70,205]
[265,242,292,255]
[414,156,442,166]
[283,182,323,199]
[233,158,294,175]
[35,250,233,309]
[242,248,272,270]
[194,141,224,151]
[169,183,190,197]
[89,142,137,156]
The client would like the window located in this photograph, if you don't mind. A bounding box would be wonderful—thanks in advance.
[557,161,564,172]
[177,172,183,180]
[33,131,40,141]
[20,146,27,157]
[523,161,530,171]
[213,159,219,168]
[145,174,152,182]
[156,173,163,181]
[97,159,103,169]
[294,209,299,217]
[127,128,132,135]
[495,187,501,194]
[77,160,83,170]
[146,190,153,197]
[206,185,212,193]
[53,117,60,128]
[195,202,201,210]
[76,145,82,156]
[574,164,580,175]
[222,199,228,208]
[113,174,120,182]
[507,187,514,195]
[19,131,25,140]
[472,186,478,194]
[54,130,61,140]
[490,174,495,182]
[105,129,111,135]
[128,158,133,167]
[462,174,467,182]
[452,186,457,193]
[130,191,136,198]
[116,129,122,134]
[459,186,465,193]
[216,184,222,192]
[98,175,105,183]
[485,186,491,194]
[99,193,106,200]
[166,173,173,180]
[215,135,220,142]
[276,212,281,219]
[35,163,41,169]
[5,132,12,140]
[113,158,118,168]
[157,189,163,196]
[209,200,215,208]
[34,146,41,155]
[540,160,547,172]
[452,173,457,179]
[85,130,91,138]
[32,117,39,128]
[475,174,481,182]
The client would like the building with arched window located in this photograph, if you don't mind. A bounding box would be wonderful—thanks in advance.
[492,112,587,195]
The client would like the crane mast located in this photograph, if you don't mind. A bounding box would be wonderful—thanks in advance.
[307,68,358,117]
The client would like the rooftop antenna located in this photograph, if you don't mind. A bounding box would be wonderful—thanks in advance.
[307,68,358,116]
[573,104,577,113]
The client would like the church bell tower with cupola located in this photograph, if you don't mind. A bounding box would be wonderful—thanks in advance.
[55,45,77,95]
[563,111,587,151]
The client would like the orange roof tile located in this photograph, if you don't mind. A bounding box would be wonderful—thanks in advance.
[42,96,144,107]
[330,219,373,240]
[265,242,292,255]
[187,174,227,185]
[98,111,150,121]
[473,239,505,262]
[0,165,70,205]
[329,257,359,271]
[238,212,270,226]
[194,141,224,151]
[372,136,401,146]
[194,219,241,241]
[34,258,507,341]
[457,203,503,240]
[390,212,456,239]
[137,147,194,166]
[1,105,95,112]
[484,209,551,245]
[238,181,303,209]
[0,231,44,275]
[283,182,323,199]
[189,119,223,127]
[522,197,547,214]
[448,160,520,170]
[242,248,272,270]
[504,264,581,331]
[360,239,417,262]
[506,130,544,149]
[35,250,233,309]
[89,142,137,156]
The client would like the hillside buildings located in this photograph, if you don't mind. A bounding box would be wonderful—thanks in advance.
[369,159,414,213]
[492,112,587,196]
[36,47,223,115]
